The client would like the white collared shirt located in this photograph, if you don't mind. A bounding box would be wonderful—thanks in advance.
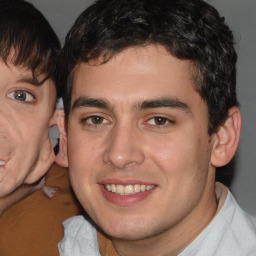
[59,183,256,256]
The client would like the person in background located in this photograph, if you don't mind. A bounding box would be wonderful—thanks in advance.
[0,1,82,255]
[57,0,256,255]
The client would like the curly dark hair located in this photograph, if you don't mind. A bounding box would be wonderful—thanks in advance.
[62,0,238,133]
[0,0,63,99]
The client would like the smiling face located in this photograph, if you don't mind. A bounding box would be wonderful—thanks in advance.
[64,44,219,248]
[0,60,57,197]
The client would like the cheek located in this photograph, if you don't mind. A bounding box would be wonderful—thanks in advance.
[67,135,100,211]
[146,135,191,173]
[147,131,211,181]
[68,133,99,161]
[67,132,104,186]
[17,111,50,139]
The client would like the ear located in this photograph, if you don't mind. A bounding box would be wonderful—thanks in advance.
[55,110,69,167]
[211,106,241,167]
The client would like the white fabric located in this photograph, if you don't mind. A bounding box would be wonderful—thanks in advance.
[179,186,256,256]
[59,184,256,256]
[58,216,100,256]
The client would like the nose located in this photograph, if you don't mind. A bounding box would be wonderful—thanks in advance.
[103,124,145,169]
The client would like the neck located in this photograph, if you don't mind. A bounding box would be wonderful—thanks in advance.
[112,179,218,256]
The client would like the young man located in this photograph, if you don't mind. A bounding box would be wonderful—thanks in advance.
[0,1,81,255]
[57,0,256,255]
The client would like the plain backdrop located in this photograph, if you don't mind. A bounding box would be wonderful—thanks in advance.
[27,0,256,220]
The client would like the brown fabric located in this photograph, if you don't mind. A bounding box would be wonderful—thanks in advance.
[0,163,82,256]
[97,230,120,256]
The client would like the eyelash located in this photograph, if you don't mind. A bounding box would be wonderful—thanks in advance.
[80,114,174,130]
[145,116,175,128]
[81,115,110,127]
[7,90,36,103]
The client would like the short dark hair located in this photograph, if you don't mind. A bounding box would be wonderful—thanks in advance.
[62,0,238,133]
[0,0,63,98]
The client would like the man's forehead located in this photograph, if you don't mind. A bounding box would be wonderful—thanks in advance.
[72,45,196,95]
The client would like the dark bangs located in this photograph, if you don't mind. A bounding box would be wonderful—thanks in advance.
[0,0,62,96]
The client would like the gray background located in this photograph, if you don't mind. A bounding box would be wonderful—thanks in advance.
[28,0,256,219]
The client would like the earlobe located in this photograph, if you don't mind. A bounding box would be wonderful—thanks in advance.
[211,106,241,167]
[55,110,69,167]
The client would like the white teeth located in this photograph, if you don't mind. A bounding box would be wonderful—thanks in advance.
[104,184,155,195]
[141,185,146,192]
[116,185,125,194]
[134,184,141,193]
[125,185,133,194]
[111,184,116,193]
[0,161,5,166]
[106,184,111,191]
[146,185,155,190]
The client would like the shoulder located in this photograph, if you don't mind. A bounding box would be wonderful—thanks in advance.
[180,189,256,256]
[217,191,256,255]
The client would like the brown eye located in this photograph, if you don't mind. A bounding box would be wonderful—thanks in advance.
[82,115,109,126]
[90,115,104,124]
[146,116,174,128]
[153,116,168,125]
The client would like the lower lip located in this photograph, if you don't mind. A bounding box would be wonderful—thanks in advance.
[99,185,156,205]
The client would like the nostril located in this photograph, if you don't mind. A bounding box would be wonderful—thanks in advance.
[126,161,138,168]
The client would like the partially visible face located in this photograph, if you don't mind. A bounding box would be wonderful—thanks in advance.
[66,45,217,241]
[0,60,56,196]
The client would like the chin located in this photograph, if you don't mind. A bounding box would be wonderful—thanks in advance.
[105,229,146,241]
[0,183,15,197]
[98,217,155,241]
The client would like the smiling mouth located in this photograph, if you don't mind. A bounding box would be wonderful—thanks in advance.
[104,184,155,195]
[0,160,5,166]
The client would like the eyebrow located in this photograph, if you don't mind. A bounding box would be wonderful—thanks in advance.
[72,97,111,111]
[17,74,50,86]
[72,96,190,113]
[139,97,190,112]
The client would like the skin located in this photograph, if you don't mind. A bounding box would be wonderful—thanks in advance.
[0,60,57,197]
[59,44,239,256]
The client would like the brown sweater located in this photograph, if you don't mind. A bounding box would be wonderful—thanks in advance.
[0,164,82,256]
[98,231,120,256]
